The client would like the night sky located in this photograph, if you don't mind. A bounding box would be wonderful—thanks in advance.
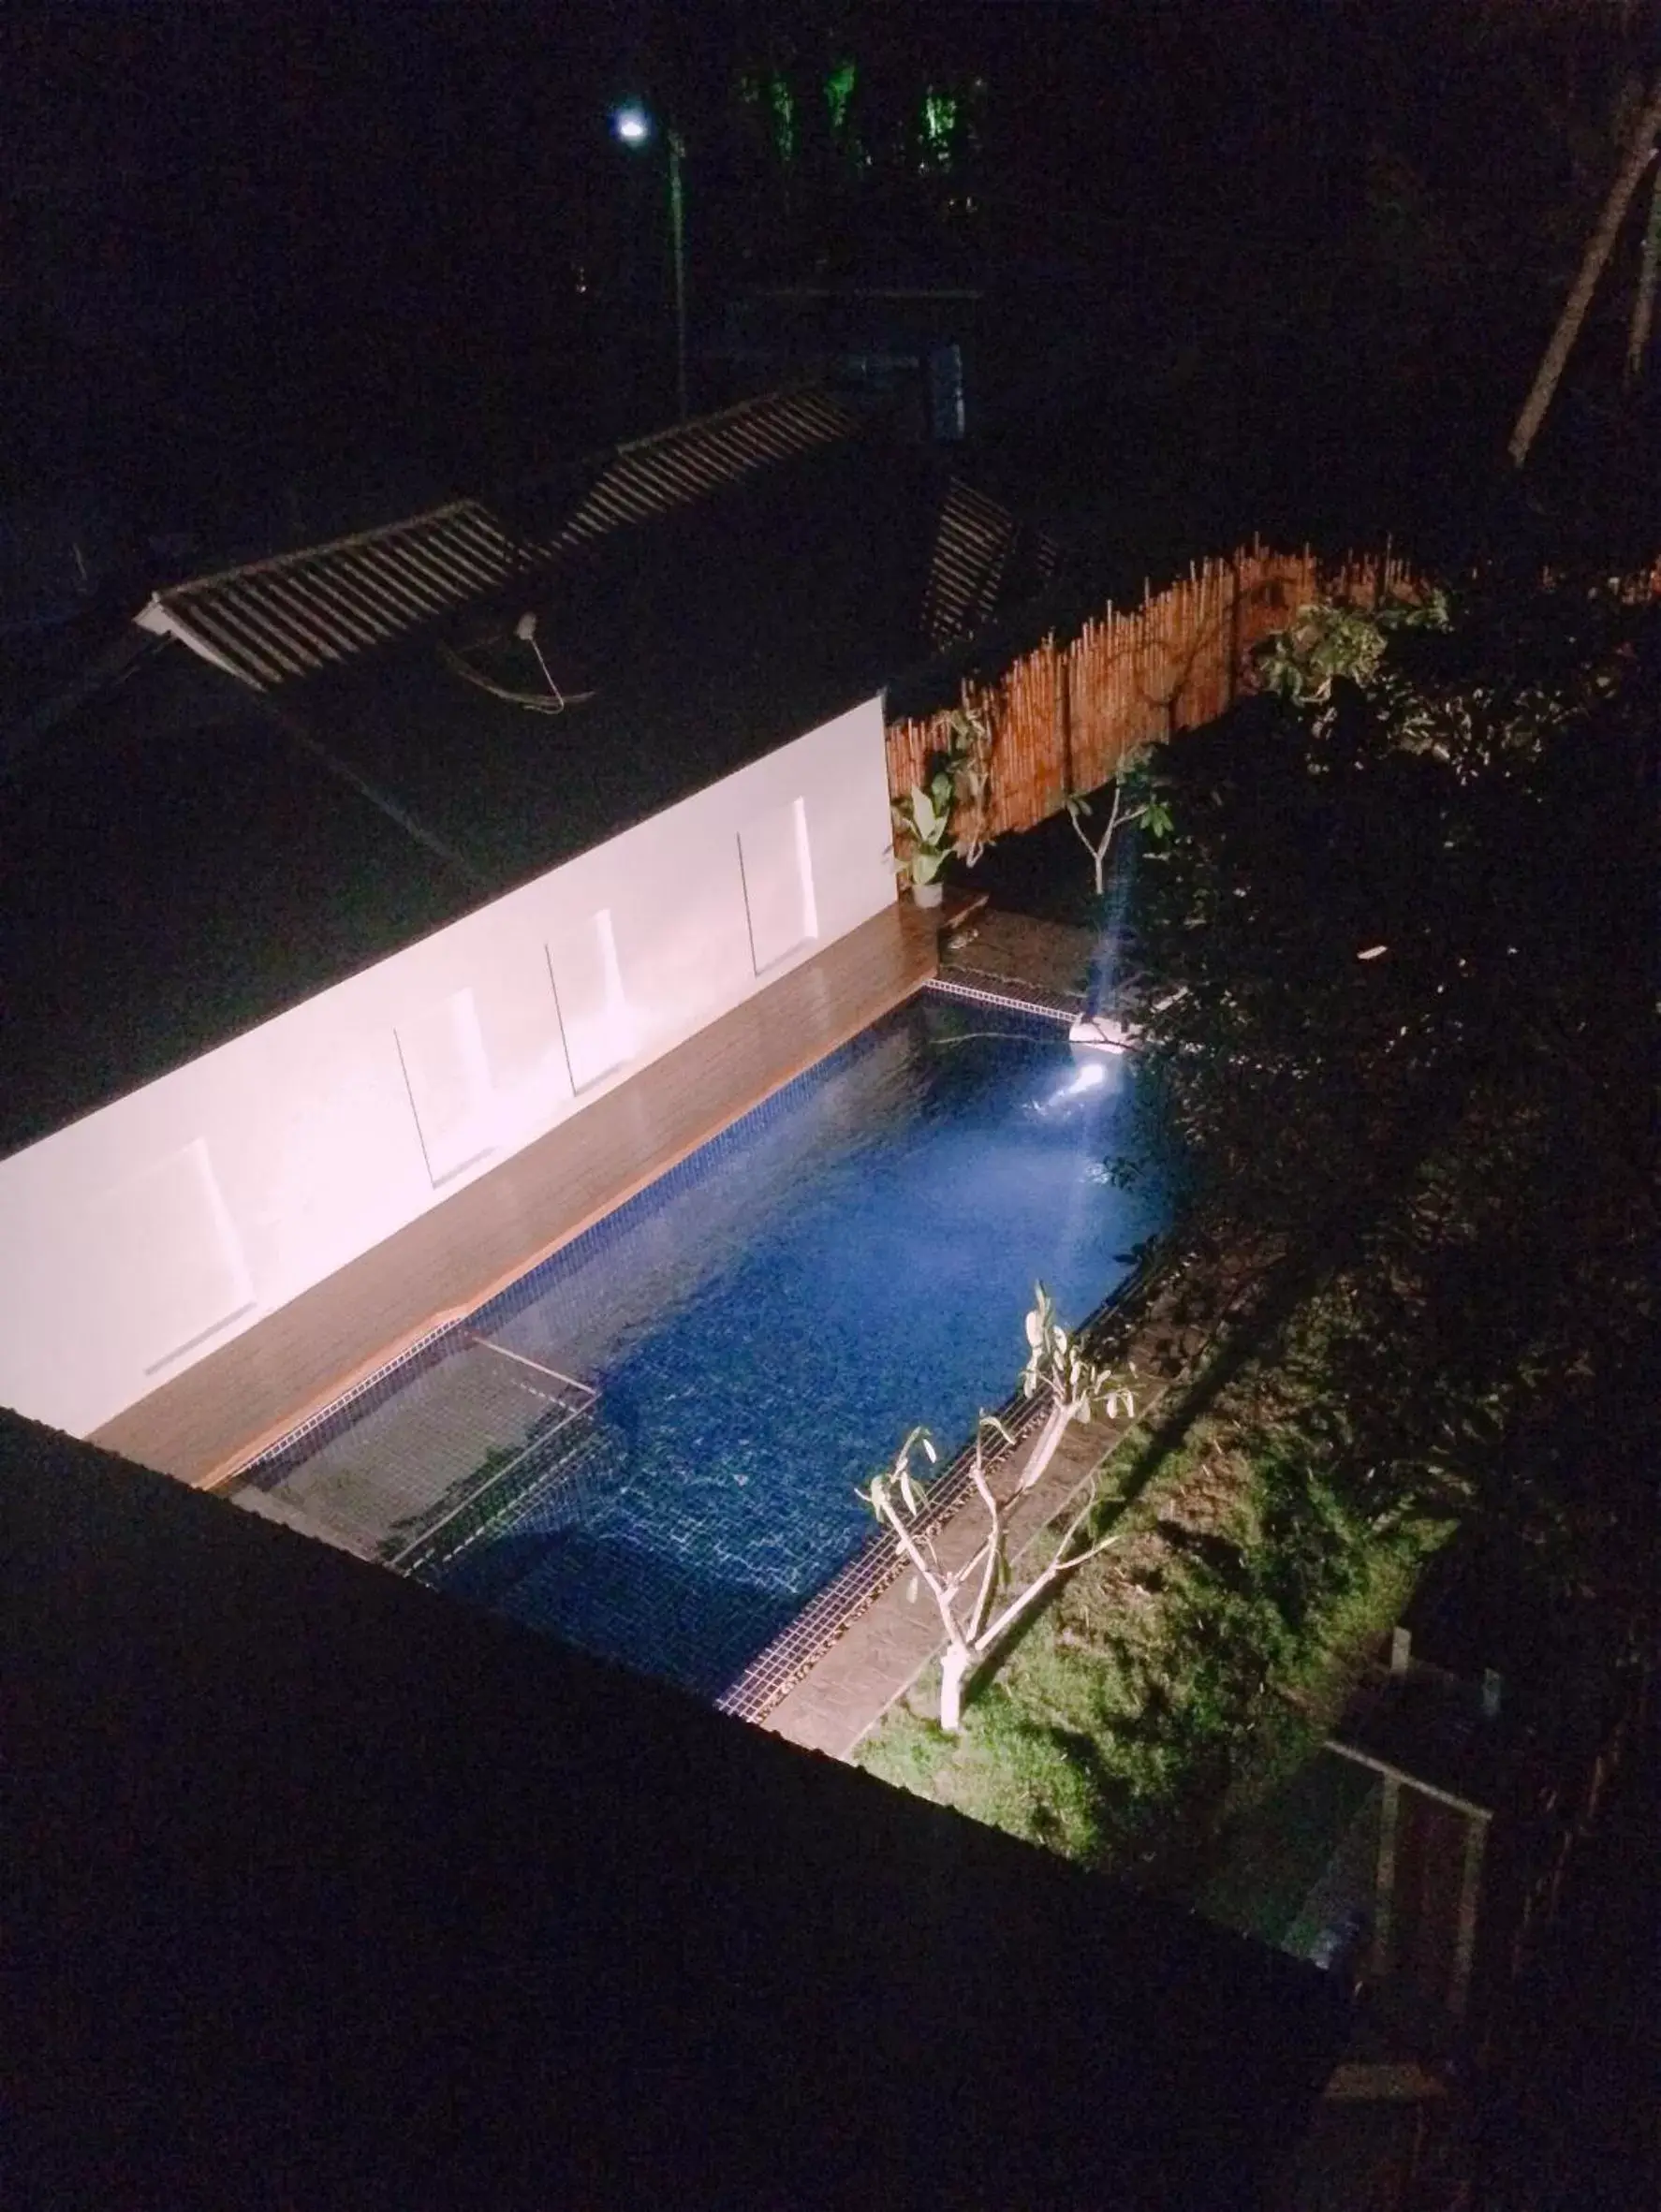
[5,0,1656,594]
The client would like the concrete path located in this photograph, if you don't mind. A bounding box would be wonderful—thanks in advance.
[938,906,1097,1010]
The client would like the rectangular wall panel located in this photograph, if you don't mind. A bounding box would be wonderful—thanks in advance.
[548,909,633,1092]
[739,798,816,974]
[395,989,496,1188]
[91,1139,255,1375]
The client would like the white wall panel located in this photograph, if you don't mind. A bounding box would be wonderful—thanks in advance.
[739,798,816,974]
[548,909,633,1093]
[0,696,895,1438]
[396,989,495,1187]
[81,1139,255,1378]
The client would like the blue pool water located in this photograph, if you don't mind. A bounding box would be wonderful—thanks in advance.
[421,990,1169,1699]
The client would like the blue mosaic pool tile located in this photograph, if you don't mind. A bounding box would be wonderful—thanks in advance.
[231,981,1169,1713]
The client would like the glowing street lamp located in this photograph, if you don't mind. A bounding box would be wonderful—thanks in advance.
[611,102,688,420]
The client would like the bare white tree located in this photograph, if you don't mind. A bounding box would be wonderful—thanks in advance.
[860,1287,1136,1732]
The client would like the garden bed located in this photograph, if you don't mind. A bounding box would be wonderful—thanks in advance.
[854,1260,1451,1897]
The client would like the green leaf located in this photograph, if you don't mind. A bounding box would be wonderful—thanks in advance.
[910,784,948,844]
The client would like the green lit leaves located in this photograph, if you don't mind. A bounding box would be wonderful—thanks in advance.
[1253,588,1451,709]
[919,88,960,170]
[824,57,856,139]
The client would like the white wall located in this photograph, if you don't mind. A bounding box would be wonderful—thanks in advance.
[0,697,896,1439]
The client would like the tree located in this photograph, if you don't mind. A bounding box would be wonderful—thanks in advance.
[860,1286,1136,1732]
[1130,570,1654,1542]
[1508,70,1661,465]
[1622,154,1661,387]
[1252,590,1450,711]
[1128,570,1654,1250]
[1064,747,1172,900]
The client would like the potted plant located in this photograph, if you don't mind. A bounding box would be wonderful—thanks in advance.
[890,710,994,910]
[891,767,956,907]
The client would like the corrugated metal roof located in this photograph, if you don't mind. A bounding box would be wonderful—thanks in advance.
[920,477,1018,648]
[137,501,549,692]
[137,389,867,693]
[548,388,861,549]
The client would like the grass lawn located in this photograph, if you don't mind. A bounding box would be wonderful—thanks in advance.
[853,1313,1447,1910]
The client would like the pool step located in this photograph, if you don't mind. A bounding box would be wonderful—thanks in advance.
[392,1408,623,1585]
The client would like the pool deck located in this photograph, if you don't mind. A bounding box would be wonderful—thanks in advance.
[936,903,1097,1014]
[95,901,938,1486]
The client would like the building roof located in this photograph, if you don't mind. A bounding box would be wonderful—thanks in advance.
[135,498,554,689]
[0,637,474,1156]
[134,389,869,691]
[2,1405,1349,2210]
[1,391,1052,1158]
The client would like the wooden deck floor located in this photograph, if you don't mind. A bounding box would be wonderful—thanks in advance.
[94,903,936,1486]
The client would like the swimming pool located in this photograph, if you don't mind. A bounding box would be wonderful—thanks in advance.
[242,989,1169,1699]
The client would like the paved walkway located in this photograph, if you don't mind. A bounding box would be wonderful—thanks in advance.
[938,905,1097,1011]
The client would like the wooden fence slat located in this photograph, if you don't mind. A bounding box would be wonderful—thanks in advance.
[888,540,1411,841]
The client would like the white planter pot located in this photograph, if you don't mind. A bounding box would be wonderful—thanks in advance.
[912,878,945,909]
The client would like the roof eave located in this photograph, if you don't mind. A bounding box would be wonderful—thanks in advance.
[134,593,260,689]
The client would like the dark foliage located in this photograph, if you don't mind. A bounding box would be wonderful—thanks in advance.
[1134,575,1656,1568]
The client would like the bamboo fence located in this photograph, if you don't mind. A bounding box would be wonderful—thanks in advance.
[886,542,1420,842]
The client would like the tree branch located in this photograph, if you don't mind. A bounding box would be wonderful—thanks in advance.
[977,1486,1117,1651]
[1624,154,1661,388]
[1510,74,1661,466]
[875,1492,965,1649]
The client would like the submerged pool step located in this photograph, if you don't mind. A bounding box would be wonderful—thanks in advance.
[391,1407,619,1584]
[228,1327,597,1567]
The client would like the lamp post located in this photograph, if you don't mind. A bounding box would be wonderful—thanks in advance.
[613,103,688,421]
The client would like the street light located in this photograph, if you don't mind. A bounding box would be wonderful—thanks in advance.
[612,102,688,421]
